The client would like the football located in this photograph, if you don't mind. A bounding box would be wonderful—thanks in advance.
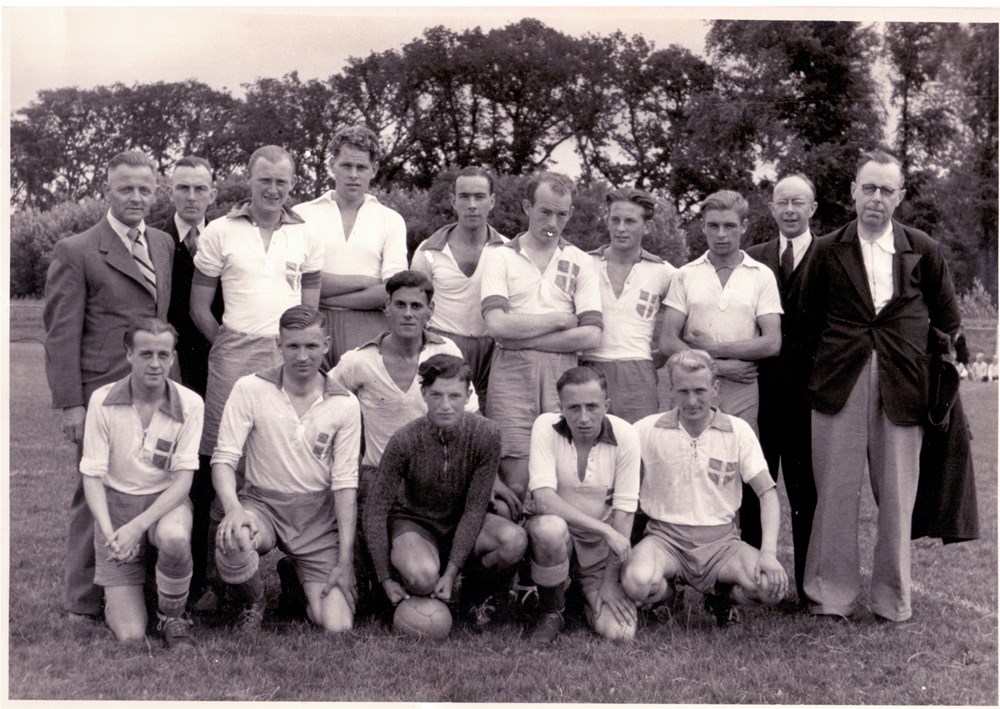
[392,596,453,640]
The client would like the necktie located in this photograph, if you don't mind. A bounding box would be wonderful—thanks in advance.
[780,240,795,285]
[185,226,200,258]
[128,227,157,299]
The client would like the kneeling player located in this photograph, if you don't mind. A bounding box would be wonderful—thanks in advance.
[525,366,640,643]
[80,318,204,649]
[212,306,361,634]
[363,354,527,630]
[623,350,788,627]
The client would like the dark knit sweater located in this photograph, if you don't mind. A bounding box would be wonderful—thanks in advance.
[363,413,501,584]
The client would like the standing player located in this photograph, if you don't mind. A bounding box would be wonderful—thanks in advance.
[190,145,324,471]
[582,188,676,423]
[659,190,782,434]
[212,306,361,634]
[364,354,527,629]
[411,167,508,409]
[294,126,408,367]
[524,366,640,643]
[80,318,203,648]
[480,172,604,512]
[623,350,787,627]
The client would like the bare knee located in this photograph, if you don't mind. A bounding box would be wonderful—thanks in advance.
[395,556,439,596]
[527,515,569,559]
[156,532,192,562]
[621,561,657,602]
[320,610,354,634]
[108,616,147,642]
[495,523,528,566]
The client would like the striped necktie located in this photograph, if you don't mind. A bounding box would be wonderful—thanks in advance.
[128,227,157,299]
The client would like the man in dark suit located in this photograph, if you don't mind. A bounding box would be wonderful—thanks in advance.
[160,156,221,603]
[44,150,174,622]
[745,174,819,602]
[801,149,961,623]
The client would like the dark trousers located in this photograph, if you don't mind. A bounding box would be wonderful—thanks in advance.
[65,440,102,616]
[189,454,216,596]
[739,392,816,600]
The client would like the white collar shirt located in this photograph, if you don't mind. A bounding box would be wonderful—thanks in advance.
[858,223,895,313]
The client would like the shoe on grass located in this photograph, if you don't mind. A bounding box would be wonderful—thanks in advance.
[234,599,266,635]
[158,614,195,651]
[467,594,500,632]
[529,610,564,644]
[703,593,740,628]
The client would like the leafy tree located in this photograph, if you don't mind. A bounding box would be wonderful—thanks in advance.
[706,20,883,232]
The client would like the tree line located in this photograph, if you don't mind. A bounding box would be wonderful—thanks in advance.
[9,19,998,300]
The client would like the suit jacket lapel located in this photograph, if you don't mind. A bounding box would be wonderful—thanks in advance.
[832,222,876,316]
[98,219,146,288]
[149,231,173,307]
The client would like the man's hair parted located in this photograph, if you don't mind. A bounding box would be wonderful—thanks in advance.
[419,354,472,389]
[701,190,748,221]
[855,148,904,187]
[107,150,157,179]
[279,305,326,332]
[605,187,655,221]
[557,365,608,396]
[386,269,435,302]
[174,155,214,179]
[123,317,178,350]
[454,165,495,194]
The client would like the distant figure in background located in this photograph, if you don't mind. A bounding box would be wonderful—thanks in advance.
[990,355,998,381]
[411,167,508,410]
[44,150,174,622]
[294,126,408,368]
[970,352,989,382]
[80,318,202,649]
[581,188,675,423]
[160,155,221,604]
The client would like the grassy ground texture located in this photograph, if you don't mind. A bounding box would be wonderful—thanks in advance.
[6,301,998,703]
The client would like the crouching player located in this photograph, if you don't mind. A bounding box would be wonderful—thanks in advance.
[525,366,640,643]
[80,318,204,649]
[212,306,361,634]
[363,355,527,630]
[623,350,787,627]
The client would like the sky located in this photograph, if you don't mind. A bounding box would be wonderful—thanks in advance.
[5,4,995,115]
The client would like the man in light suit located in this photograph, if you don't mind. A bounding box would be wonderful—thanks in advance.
[744,174,819,602]
[160,156,221,604]
[801,149,961,623]
[44,150,174,622]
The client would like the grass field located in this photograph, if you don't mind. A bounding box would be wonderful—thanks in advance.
[6,302,998,703]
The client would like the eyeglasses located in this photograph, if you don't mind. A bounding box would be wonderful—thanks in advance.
[860,184,899,197]
[772,199,811,209]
